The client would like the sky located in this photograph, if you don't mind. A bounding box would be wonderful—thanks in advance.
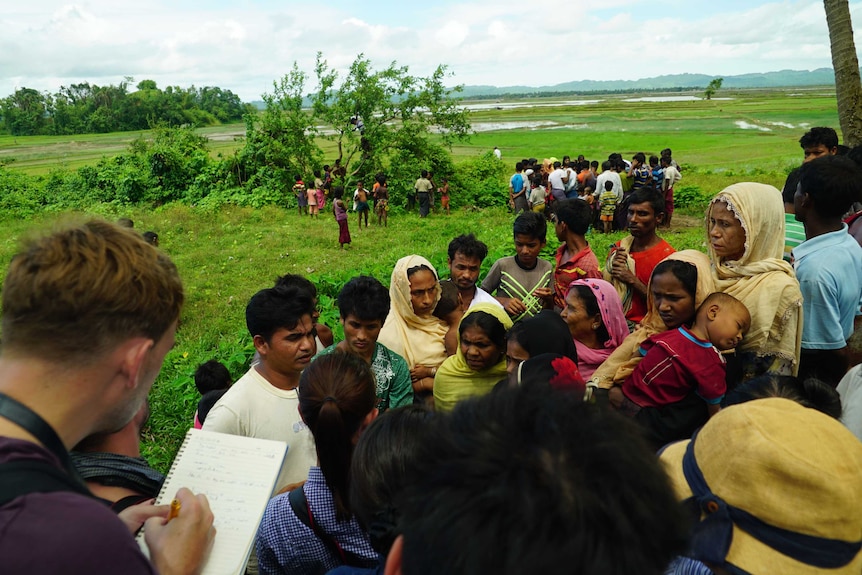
[2,0,860,102]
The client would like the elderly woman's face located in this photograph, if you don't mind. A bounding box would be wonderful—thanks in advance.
[708,201,746,262]
[408,269,438,317]
[461,325,502,371]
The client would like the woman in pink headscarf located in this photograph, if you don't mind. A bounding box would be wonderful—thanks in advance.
[561,278,630,380]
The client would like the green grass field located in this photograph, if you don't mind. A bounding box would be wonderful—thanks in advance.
[1,87,838,179]
[0,87,840,470]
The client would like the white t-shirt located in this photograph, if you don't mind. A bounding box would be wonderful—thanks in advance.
[548,168,567,190]
[203,366,318,492]
[595,170,622,198]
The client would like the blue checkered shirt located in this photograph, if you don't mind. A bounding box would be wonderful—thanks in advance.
[256,467,377,575]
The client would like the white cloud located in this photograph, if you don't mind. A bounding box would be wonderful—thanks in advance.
[0,0,856,101]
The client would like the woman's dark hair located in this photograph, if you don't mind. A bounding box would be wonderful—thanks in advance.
[507,310,578,363]
[724,374,842,420]
[299,352,377,520]
[406,263,436,280]
[570,285,610,345]
[650,259,698,299]
[459,310,508,351]
[350,405,436,554]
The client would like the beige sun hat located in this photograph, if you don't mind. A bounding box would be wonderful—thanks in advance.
[660,398,862,574]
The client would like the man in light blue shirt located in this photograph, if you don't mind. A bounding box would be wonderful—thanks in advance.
[792,155,862,383]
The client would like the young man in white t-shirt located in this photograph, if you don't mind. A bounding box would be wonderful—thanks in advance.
[203,284,319,491]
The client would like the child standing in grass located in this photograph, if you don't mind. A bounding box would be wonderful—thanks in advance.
[293,175,308,216]
[599,179,619,234]
[333,186,352,249]
[439,178,451,215]
[314,170,326,211]
[307,181,319,218]
[354,181,370,229]
[375,183,390,226]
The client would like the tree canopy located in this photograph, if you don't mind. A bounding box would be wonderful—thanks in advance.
[0,80,252,136]
[240,53,471,201]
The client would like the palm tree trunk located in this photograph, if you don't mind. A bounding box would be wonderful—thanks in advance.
[824,0,862,146]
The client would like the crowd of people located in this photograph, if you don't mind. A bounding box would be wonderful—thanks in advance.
[3,126,862,575]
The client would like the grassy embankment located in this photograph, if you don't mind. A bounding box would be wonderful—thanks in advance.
[0,88,840,470]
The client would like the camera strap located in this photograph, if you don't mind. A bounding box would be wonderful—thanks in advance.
[0,391,88,490]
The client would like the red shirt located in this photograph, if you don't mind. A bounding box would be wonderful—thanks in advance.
[622,327,726,408]
[622,238,675,323]
[554,244,602,309]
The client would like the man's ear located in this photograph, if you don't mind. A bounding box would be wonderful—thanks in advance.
[656,211,666,225]
[121,338,154,390]
[253,334,268,355]
[383,535,405,575]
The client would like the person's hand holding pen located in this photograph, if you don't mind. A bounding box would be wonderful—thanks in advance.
[144,487,216,575]
[116,499,170,534]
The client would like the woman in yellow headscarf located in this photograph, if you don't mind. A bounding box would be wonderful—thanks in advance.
[433,303,513,412]
[706,182,802,379]
[378,255,449,402]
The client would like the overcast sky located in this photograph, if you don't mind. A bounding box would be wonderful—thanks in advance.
[2,0,860,102]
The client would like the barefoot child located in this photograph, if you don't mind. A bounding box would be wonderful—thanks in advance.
[293,175,307,215]
[354,181,370,229]
[439,178,451,216]
[332,186,351,249]
[314,170,326,210]
[375,182,389,227]
[307,181,319,218]
[599,179,618,234]
[616,292,750,446]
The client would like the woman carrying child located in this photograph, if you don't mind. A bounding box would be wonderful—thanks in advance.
[616,292,750,448]
[256,352,379,574]
[588,250,715,395]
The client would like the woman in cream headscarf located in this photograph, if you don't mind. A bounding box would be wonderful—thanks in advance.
[588,250,715,393]
[706,183,802,379]
[378,255,449,401]
[433,303,513,412]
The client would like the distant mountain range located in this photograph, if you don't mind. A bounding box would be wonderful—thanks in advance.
[250,68,856,108]
[456,68,853,99]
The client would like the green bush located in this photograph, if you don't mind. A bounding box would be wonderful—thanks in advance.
[450,151,508,209]
[674,185,712,211]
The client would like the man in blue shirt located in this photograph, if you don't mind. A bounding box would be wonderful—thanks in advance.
[792,155,862,383]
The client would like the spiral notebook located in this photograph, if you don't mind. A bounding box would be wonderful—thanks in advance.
[138,428,288,575]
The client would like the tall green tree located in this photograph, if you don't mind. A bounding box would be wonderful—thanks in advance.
[1,88,51,135]
[703,78,723,100]
[311,52,470,182]
[824,0,862,146]
[239,63,322,194]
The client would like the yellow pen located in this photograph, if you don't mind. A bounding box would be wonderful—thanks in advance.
[167,499,181,522]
